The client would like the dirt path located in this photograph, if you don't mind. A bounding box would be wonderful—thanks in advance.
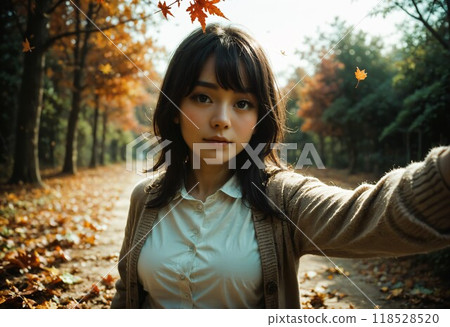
[60,170,143,308]
[299,255,389,308]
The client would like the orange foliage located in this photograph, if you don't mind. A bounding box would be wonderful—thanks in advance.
[48,0,158,134]
[85,29,156,132]
[298,56,343,137]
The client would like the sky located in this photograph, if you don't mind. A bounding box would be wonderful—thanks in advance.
[150,0,407,86]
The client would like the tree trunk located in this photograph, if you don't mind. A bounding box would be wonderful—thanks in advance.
[417,129,422,161]
[8,0,51,186]
[110,138,118,163]
[89,94,100,168]
[329,137,336,167]
[318,134,325,166]
[62,1,95,175]
[62,78,81,174]
[405,131,411,163]
[347,136,358,174]
[99,110,107,165]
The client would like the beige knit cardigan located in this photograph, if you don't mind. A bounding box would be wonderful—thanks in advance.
[111,146,450,309]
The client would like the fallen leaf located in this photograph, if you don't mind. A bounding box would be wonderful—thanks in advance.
[101,274,115,288]
[89,284,100,296]
[35,300,58,309]
[380,286,389,293]
[60,272,82,285]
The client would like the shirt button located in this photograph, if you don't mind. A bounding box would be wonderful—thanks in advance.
[196,203,203,210]
[180,274,185,280]
[189,245,195,252]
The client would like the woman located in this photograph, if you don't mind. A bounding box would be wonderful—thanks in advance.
[111,24,450,309]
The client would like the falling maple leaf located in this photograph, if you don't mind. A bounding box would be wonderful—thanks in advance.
[99,63,112,75]
[158,1,174,19]
[22,38,35,53]
[354,66,367,88]
[187,0,227,32]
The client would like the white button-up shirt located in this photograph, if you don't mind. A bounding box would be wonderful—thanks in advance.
[137,174,264,308]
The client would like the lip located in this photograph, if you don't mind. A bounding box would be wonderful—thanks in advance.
[203,136,231,143]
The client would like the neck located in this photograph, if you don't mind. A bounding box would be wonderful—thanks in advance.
[184,162,234,202]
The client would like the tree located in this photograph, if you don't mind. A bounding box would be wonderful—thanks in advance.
[323,28,397,173]
[281,67,315,166]
[295,19,397,173]
[82,27,154,167]
[373,0,449,53]
[380,22,450,161]
[298,56,343,160]
[7,0,53,186]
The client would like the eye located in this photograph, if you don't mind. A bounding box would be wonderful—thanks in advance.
[235,100,253,110]
[192,94,211,103]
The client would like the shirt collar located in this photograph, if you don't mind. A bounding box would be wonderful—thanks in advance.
[219,173,242,199]
[174,173,242,201]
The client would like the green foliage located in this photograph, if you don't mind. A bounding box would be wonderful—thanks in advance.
[294,14,449,173]
[381,21,450,157]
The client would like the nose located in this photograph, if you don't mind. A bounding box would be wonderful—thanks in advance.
[210,104,231,129]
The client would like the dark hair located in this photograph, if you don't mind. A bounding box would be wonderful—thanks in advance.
[146,23,286,216]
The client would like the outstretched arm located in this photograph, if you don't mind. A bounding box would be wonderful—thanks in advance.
[267,146,450,258]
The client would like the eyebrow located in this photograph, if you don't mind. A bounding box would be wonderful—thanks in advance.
[194,80,253,94]
[195,81,219,89]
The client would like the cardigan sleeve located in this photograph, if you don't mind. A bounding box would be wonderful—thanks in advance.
[267,146,450,258]
[110,178,150,308]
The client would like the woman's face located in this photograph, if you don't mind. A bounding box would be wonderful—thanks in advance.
[177,56,258,168]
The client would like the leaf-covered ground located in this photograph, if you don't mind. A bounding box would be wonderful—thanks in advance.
[1,165,449,308]
[0,165,140,308]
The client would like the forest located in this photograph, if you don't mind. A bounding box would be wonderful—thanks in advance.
[0,0,449,309]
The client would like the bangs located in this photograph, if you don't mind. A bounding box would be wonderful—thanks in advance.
[213,44,258,94]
